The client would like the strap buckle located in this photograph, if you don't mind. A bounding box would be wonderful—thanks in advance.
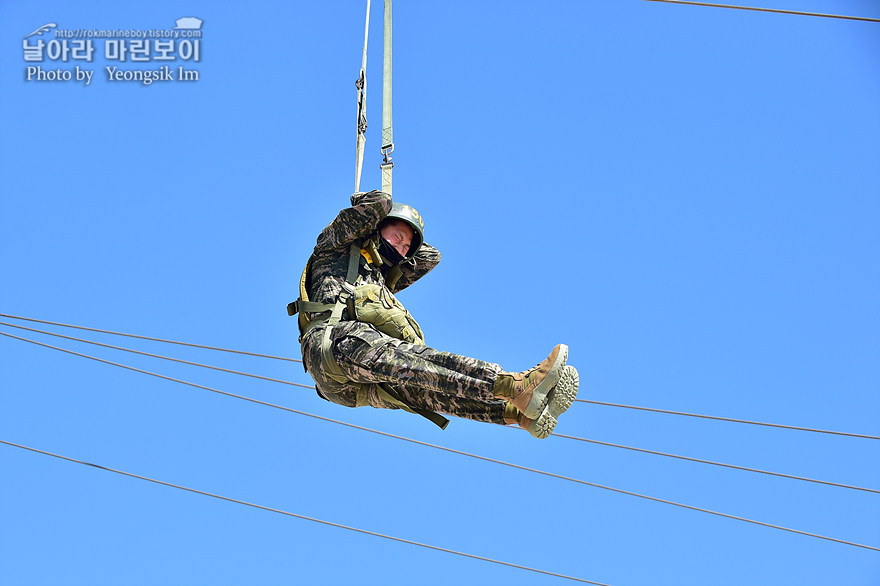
[381,143,394,165]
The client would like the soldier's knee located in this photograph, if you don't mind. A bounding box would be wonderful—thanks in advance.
[318,387,359,408]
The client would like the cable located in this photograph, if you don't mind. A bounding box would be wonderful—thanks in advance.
[642,0,880,23]
[3,330,878,552]
[577,399,880,441]
[4,312,875,441]
[0,313,302,363]
[551,433,879,495]
[5,320,876,495]
[0,321,314,390]
[0,439,608,585]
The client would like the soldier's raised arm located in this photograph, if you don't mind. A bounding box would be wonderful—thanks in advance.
[389,243,441,293]
[314,190,392,252]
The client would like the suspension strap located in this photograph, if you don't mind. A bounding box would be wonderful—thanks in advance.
[378,384,450,430]
[354,0,371,193]
[380,0,394,195]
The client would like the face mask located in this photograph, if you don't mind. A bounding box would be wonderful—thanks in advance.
[378,234,405,265]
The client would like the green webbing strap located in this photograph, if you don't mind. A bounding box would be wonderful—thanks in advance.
[319,308,348,383]
[380,0,393,195]
[384,264,403,291]
[354,0,371,193]
[378,383,450,430]
[346,239,363,282]
[293,300,335,314]
[319,241,364,383]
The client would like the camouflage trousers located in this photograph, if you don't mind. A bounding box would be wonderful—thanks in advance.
[301,320,507,425]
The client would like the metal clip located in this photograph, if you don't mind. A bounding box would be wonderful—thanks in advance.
[381,143,394,164]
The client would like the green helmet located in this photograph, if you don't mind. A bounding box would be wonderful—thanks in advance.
[383,202,424,259]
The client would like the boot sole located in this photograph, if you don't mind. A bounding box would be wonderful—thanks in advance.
[548,365,579,420]
[523,344,568,419]
[530,410,557,439]
[529,366,579,439]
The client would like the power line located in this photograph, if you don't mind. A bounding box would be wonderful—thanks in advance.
[577,399,880,441]
[4,312,875,441]
[642,0,880,23]
[3,330,878,552]
[5,320,876,495]
[551,432,879,495]
[0,313,302,363]
[0,321,314,390]
[0,439,608,585]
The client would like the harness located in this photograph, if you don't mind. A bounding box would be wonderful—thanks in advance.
[287,240,449,430]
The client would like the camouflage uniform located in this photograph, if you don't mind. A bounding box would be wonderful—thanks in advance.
[300,190,507,425]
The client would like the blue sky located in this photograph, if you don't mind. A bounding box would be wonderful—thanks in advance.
[1,1,878,584]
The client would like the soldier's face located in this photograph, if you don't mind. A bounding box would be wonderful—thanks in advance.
[380,220,413,257]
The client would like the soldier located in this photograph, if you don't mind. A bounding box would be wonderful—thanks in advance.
[289,191,579,438]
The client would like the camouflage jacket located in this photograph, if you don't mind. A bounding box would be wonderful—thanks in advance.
[307,190,441,317]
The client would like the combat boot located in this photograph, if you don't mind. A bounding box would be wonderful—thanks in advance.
[502,365,580,440]
[493,344,568,419]
[503,402,556,439]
